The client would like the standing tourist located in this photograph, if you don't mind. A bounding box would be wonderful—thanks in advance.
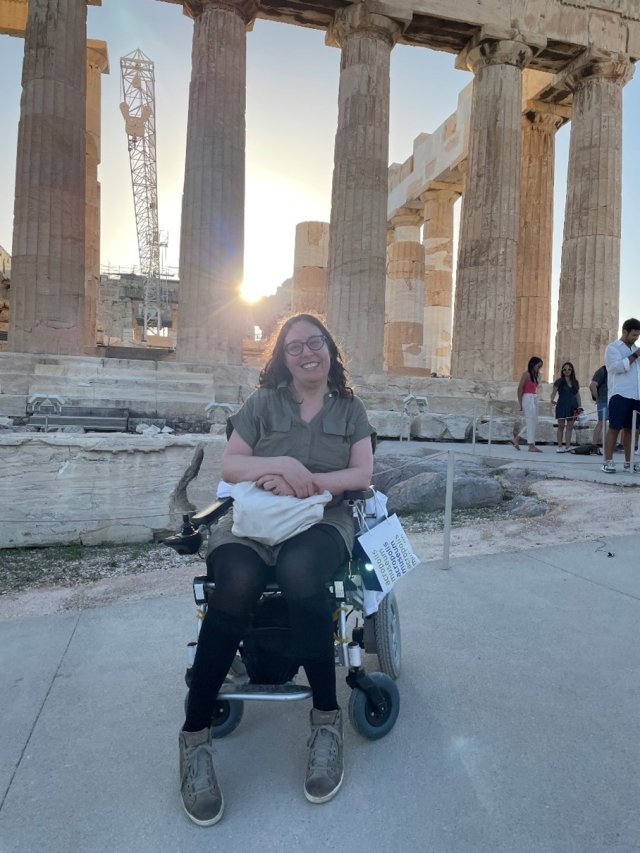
[178,313,374,825]
[589,365,608,453]
[551,362,581,453]
[601,318,640,474]
[511,357,544,452]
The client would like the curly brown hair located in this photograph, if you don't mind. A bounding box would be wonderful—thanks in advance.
[258,313,353,397]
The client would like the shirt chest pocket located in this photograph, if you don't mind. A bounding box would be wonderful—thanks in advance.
[312,412,354,472]
[254,413,293,458]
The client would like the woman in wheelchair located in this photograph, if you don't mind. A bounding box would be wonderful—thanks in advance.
[179,313,374,825]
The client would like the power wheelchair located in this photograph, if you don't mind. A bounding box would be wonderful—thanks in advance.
[163,488,402,741]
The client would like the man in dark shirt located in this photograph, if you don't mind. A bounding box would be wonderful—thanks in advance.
[589,365,607,452]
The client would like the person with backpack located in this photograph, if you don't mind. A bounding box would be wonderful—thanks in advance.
[589,365,608,454]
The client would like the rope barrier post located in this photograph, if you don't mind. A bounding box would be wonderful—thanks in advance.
[471,404,477,453]
[442,449,454,571]
[487,404,493,455]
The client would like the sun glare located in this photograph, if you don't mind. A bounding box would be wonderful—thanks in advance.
[240,283,264,304]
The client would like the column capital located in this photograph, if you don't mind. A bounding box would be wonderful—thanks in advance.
[420,184,461,207]
[389,207,422,230]
[86,39,109,74]
[184,0,258,25]
[522,101,567,133]
[563,50,635,92]
[326,2,407,49]
[456,26,545,73]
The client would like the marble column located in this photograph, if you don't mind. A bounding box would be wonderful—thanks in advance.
[85,41,109,351]
[514,105,564,379]
[326,3,405,375]
[422,187,458,376]
[384,210,426,374]
[292,222,329,316]
[555,52,634,383]
[451,35,534,380]
[8,0,87,355]
[178,0,257,364]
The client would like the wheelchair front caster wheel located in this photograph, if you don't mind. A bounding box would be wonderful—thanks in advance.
[183,694,245,738]
[211,698,244,738]
[348,672,399,740]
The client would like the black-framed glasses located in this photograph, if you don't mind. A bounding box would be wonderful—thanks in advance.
[284,335,327,357]
[562,367,572,372]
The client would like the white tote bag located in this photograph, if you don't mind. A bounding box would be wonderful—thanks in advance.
[357,513,420,592]
[230,481,332,546]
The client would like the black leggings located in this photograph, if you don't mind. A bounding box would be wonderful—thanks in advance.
[184,524,348,732]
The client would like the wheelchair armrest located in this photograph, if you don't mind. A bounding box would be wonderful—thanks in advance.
[191,496,234,527]
[344,487,375,502]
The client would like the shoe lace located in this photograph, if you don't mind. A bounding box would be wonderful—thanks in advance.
[184,743,217,795]
[307,724,340,775]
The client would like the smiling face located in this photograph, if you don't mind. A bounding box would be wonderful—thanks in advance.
[283,319,331,389]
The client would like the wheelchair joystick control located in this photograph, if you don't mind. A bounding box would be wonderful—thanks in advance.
[181,514,196,536]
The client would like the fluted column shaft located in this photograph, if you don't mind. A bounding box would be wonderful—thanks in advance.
[555,54,633,382]
[384,212,425,374]
[178,0,256,364]
[85,41,109,350]
[515,108,562,378]
[451,37,533,380]
[422,188,458,376]
[326,4,402,375]
[292,222,329,316]
[9,0,87,355]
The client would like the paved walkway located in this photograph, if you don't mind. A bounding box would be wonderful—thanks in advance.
[2,531,640,852]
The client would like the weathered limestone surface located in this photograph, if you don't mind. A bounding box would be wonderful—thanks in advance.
[9,0,88,356]
[515,105,562,377]
[326,2,405,372]
[385,211,425,374]
[85,41,109,351]
[0,433,226,548]
[410,413,472,441]
[178,0,257,364]
[422,189,458,376]
[0,351,259,419]
[292,222,329,316]
[452,33,535,381]
[555,51,633,382]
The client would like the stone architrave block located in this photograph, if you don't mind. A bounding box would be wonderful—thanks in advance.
[0,433,227,548]
[410,413,472,440]
[367,410,410,440]
[386,471,502,514]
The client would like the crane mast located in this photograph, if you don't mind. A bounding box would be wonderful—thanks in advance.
[119,48,168,340]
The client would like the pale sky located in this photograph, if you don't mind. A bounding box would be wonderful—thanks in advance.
[0,0,639,361]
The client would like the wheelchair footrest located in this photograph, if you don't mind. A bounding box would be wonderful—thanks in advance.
[217,682,312,702]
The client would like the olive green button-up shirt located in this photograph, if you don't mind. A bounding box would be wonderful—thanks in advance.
[207,384,373,564]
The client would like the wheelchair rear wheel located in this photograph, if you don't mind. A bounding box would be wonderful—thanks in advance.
[370,590,402,679]
[348,672,399,740]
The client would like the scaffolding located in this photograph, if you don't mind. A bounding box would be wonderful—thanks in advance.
[119,48,170,339]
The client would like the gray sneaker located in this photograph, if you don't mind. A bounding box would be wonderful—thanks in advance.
[601,460,616,474]
[304,708,344,804]
[179,728,224,826]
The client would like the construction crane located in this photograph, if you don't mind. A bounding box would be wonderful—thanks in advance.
[119,48,169,341]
